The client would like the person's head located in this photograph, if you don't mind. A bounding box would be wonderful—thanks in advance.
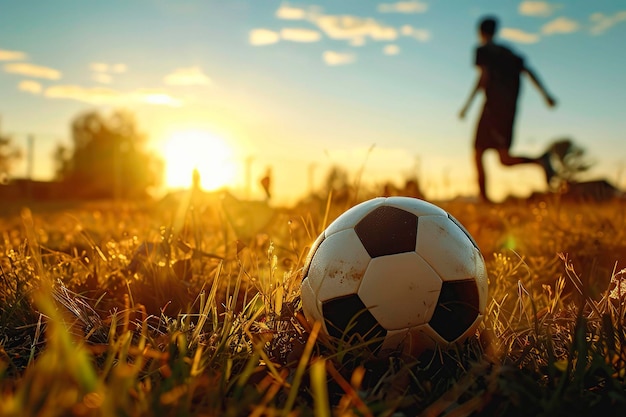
[478,16,498,43]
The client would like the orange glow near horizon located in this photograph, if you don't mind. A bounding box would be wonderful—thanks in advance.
[162,129,238,191]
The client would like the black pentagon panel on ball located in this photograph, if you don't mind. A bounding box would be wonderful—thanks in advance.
[429,279,480,342]
[322,294,387,349]
[354,206,418,258]
[447,213,479,250]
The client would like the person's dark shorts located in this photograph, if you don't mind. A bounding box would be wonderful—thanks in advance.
[474,104,516,151]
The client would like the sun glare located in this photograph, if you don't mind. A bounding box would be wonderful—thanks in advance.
[163,130,238,191]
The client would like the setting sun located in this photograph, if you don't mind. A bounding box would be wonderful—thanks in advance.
[162,130,238,191]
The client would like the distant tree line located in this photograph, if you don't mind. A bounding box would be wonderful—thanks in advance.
[53,110,163,199]
[1,109,164,199]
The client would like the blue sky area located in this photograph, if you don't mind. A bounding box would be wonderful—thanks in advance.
[0,0,624,202]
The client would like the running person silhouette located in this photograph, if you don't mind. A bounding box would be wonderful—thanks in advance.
[459,16,557,203]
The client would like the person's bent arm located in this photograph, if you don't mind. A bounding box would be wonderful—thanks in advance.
[459,68,488,119]
[523,66,556,107]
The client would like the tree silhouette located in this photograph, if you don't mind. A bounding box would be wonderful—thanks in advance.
[55,110,163,199]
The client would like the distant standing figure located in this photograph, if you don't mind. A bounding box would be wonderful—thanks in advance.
[459,16,557,203]
[260,167,272,200]
[192,167,201,192]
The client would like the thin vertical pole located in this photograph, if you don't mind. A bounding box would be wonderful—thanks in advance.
[27,134,35,200]
[114,143,121,202]
[245,156,254,199]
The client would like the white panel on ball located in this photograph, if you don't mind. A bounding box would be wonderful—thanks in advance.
[474,251,489,312]
[404,324,445,355]
[302,231,326,276]
[380,328,409,352]
[324,197,386,237]
[416,215,477,281]
[358,252,442,330]
[300,279,325,331]
[385,196,447,217]
[307,229,371,302]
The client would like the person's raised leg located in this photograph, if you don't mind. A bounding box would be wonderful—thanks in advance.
[497,148,556,184]
[496,149,535,166]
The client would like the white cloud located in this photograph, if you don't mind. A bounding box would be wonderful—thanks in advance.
[4,62,61,80]
[134,89,183,107]
[18,80,42,94]
[0,49,27,61]
[589,11,626,35]
[323,50,356,66]
[541,16,579,34]
[111,63,127,74]
[249,28,281,45]
[90,62,109,72]
[89,62,127,84]
[163,66,212,86]
[500,27,540,43]
[378,1,428,14]
[44,85,182,107]
[276,4,308,20]
[91,62,127,73]
[92,73,113,84]
[45,85,121,103]
[400,25,432,42]
[311,14,398,42]
[383,44,400,55]
[280,28,322,42]
[518,1,561,17]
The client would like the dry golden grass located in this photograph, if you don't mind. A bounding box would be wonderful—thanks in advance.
[0,191,625,416]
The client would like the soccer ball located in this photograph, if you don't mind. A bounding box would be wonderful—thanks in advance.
[300,197,488,356]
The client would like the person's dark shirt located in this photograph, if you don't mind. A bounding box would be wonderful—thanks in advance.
[475,42,524,113]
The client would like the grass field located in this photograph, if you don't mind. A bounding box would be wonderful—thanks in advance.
[1,190,625,416]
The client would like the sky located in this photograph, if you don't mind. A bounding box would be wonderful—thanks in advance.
[0,0,625,203]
